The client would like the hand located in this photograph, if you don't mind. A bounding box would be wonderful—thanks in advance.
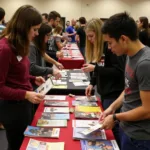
[101,114,115,130]
[82,64,95,73]
[53,69,62,80]
[35,76,45,86]
[55,62,64,70]
[56,51,63,58]
[85,84,93,96]
[25,91,45,104]
[99,106,114,122]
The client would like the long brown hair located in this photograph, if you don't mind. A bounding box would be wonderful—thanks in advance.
[85,18,104,63]
[33,23,52,56]
[1,5,42,56]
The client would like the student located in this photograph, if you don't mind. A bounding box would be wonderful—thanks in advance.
[0,7,6,34]
[42,13,48,23]
[53,24,67,50]
[137,16,150,46]
[46,11,63,65]
[82,18,125,147]
[101,12,150,150]
[29,23,63,77]
[0,5,45,150]
[75,17,86,57]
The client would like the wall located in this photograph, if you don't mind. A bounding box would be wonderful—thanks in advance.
[1,0,150,22]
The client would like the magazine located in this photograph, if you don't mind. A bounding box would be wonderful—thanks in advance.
[44,101,69,107]
[26,138,64,150]
[37,119,67,127]
[75,96,98,102]
[72,120,99,128]
[80,140,120,150]
[35,78,53,95]
[24,126,60,138]
[41,113,70,120]
[72,100,98,106]
[75,106,101,113]
[73,128,106,140]
[75,112,100,119]
[44,107,69,113]
[44,95,66,101]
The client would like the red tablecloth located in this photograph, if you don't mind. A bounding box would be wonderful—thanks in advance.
[20,96,114,150]
[59,49,85,69]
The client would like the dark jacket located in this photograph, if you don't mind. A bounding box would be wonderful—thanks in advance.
[90,43,126,100]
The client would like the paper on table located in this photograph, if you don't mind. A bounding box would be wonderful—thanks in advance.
[73,82,90,86]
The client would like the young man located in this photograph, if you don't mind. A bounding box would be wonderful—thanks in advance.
[46,11,63,66]
[101,12,150,150]
[41,13,48,23]
[0,7,6,34]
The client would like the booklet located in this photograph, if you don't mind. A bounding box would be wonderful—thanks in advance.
[35,78,53,95]
[44,107,69,113]
[75,112,100,119]
[44,101,69,107]
[44,95,66,101]
[72,100,98,106]
[41,113,70,120]
[24,126,60,138]
[26,138,64,150]
[72,120,99,128]
[73,128,106,140]
[73,82,90,87]
[75,96,98,102]
[52,80,67,85]
[75,106,101,113]
[37,119,67,127]
[80,140,120,150]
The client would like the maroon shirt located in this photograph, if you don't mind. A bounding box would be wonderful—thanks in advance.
[0,38,35,100]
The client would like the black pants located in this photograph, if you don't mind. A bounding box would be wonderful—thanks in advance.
[0,100,33,150]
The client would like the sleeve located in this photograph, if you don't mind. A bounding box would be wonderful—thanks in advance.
[0,45,26,100]
[76,28,80,35]
[29,44,53,76]
[29,75,36,85]
[90,71,97,86]
[136,60,150,90]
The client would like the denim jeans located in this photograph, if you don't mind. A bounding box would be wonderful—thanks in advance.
[120,128,150,150]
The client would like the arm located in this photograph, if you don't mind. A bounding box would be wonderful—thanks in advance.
[75,34,80,42]
[29,44,53,76]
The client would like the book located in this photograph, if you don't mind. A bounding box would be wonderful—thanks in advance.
[72,120,99,128]
[44,101,69,107]
[75,96,98,102]
[44,95,66,101]
[24,126,60,138]
[41,113,70,120]
[73,128,106,140]
[79,124,103,135]
[44,107,69,113]
[26,138,64,150]
[37,119,67,127]
[75,106,101,113]
[80,140,120,150]
[72,100,98,106]
[35,78,53,95]
[75,112,100,119]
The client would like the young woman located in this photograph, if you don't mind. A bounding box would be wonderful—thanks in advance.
[53,24,68,50]
[29,23,63,79]
[0,5,45,150]
[82,18,125,147]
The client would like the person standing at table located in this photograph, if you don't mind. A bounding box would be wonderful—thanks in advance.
[42,13,48,23]
[100,12,150,150]
[82,18,125,147]
[75,17,86,57]
[0,5,45,150]
[29,23,63,77]
[46,11,63,66]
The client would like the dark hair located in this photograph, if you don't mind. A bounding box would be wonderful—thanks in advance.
[33,23,52,55]
[0,7,5,21]
[101,12,138,41]
[139,16,149,30]
[42,13,48,20]
[1,5,42,56]
[79,17,86,24]
[48,11,61,21]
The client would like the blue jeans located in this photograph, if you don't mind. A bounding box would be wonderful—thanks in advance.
[120,128,150,150]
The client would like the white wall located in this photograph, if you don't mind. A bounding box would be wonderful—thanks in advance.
[1,0,150,22]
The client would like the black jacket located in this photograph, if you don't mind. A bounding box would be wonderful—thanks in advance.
[90,44,126,100]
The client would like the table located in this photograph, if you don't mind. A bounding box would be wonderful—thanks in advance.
[48,69,94,95]
[20,96,115,150]
[59,46,85,69]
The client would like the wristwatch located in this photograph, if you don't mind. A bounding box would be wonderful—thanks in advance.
[113,113,118,121]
